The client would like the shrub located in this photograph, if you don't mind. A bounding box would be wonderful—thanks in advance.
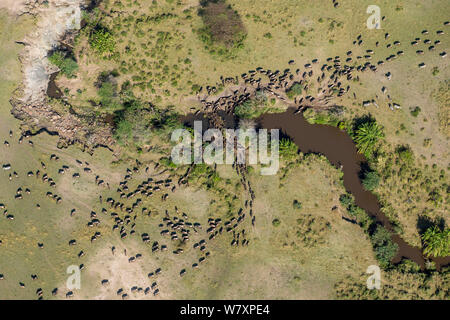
[114,118,133,143]
[371,226,399,269]
[90,28,116,56]
[48,51,78,78]
[114,101,180,146]
[98,82,120,110]
[95,71,123,111]
[396,146,414,165]
[422,226,450,257]
[272,218,281,227]
[149,106,179,134]
[292,200,302,210]
[427,189,443,207]
[279,138,298,159]
[286,83,302,99]
[234,92,268,119]
[189,164,222,189]
[234,100,252,119]
[339,193,353,207]
[432,67,439,76]
[191,84,201,92]
[303,108,341,127]
[362,171,380,191]
[410,106,421,117]
[160,157,178,169]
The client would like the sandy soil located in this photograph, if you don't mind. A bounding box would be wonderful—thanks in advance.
[0,0,28,15]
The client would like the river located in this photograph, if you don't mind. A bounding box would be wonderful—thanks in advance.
[182,107,450,271]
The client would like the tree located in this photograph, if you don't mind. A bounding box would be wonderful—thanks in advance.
[90,28,116,56]
[354,121,384,157]
[98,81,122,111]
[422,226,450,257]
[286,83,302,99]
[371,226,399,269]
[279,138,298,159]
[234,92,267,119]
[339,193,354,207]
[396,145,414,164]
[48,51,78,78]
[114,101,180,147]
[362,171,380,191]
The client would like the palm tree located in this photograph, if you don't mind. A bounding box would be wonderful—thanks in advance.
[354,121,384,157]
[279,138,298,159]
[421,226,450,257]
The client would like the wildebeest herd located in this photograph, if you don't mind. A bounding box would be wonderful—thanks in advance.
[194,20,448,115]
[0,13,448,299]
[0,125,256,299]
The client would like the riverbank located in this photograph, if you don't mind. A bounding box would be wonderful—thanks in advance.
[8,0,114,150]
[182,107,450,271]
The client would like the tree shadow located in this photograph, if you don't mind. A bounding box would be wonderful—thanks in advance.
[417,215,446,236]
[358,161,371,180]
[351,113,376,132]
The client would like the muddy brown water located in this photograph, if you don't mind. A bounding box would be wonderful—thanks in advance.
[47,72,63,99]
[182,107,450,271]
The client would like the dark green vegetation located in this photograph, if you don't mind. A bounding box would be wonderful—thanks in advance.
[114,101,179,148]
[305,111,385,161]
[307,106,448,248]
[361,171,380,191]
[371,226,399,269]
[285,82,302,99]
[339,192,398,269]
[89,27,116,58]
[95,70,122,111]
[272,218,281,227]
[278,138,298,160]
[234,90,272,119]
[353,118,384,159]
[303,106,344,127]
[410,106,421,117]
[48,51,78,78]
[422,226,450,258]
[373,144,448,246]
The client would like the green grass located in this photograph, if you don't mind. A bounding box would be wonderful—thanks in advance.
[1,0,449,300]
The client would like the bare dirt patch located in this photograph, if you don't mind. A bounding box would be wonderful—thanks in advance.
[0,0,28,15]
[198,0,246,48]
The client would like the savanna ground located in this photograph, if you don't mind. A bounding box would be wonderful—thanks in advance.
[0,0,449,299]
